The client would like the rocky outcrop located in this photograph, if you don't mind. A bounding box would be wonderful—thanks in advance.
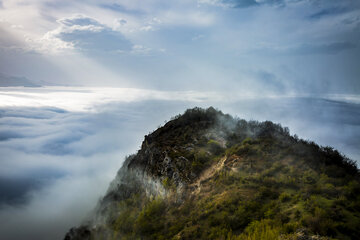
[65,107,359,240]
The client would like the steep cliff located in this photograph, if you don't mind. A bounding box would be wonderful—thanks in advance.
[65,107,359,240]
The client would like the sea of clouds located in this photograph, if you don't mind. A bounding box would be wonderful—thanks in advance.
[0,87,359,240]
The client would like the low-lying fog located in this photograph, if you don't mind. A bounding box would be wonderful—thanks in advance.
[0,87,359,240]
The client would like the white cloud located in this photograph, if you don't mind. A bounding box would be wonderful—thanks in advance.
[0,87,226,112]
[139,25,154,31]
[33,14,133,54]
[148,17,162,24]
[25,31,74,54]
[192,34,205,41]
[10,24,23,29]
[131,44,152,54]
[57,14,102,27]
[112,18,127,30]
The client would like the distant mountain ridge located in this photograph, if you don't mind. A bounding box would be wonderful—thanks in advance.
[65,107,360,240]
[0,72,42,87]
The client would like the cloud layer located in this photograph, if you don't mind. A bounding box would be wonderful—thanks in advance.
[0,100,195,240]
[0,88,359,239]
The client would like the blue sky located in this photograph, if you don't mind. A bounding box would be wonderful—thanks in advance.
[0,0,359,93]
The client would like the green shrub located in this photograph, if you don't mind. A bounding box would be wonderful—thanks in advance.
[135,198,166,235]
[301,207,336,236]
[239,219,281,240]
[279,193,291,202]
[207,139,224,155]
[162,177,174,190]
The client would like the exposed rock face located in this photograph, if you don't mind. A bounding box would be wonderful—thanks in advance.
[65,107,359,240]
[64,226,91,240]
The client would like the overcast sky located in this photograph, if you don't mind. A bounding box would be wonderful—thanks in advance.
[0,0,359,93]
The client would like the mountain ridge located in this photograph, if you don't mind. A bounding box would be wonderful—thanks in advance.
[0,72,41,87]
[65,107,359,240]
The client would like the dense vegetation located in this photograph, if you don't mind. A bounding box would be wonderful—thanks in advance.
[66,107,360,240]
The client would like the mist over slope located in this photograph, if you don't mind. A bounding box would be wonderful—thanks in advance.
[65,107,360,240]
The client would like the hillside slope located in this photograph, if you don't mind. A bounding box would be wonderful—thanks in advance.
[65,107,360,240]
